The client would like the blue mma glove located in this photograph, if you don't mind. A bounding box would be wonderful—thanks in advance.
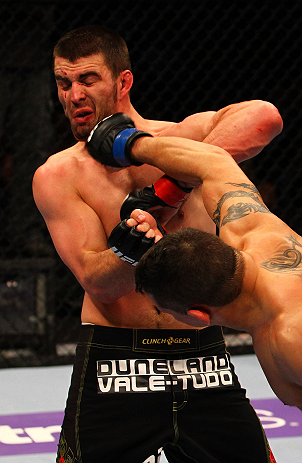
[87,113,152,167]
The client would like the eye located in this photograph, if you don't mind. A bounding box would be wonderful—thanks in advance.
[79,72,101,86]
[56,79,71,91]
[81,78,98,86]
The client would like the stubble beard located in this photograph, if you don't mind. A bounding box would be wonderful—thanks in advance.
[71,83,118,142]
[71,123,92,141]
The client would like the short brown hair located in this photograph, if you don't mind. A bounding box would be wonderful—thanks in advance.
[53,24,131,79]
[135,228,244,313]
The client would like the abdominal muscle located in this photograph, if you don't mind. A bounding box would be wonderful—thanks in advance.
[81,290,203,330]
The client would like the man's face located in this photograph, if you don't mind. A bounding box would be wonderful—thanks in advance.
[54,54,118,141]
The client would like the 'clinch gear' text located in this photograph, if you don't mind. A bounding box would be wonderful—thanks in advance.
[142,337,191,345]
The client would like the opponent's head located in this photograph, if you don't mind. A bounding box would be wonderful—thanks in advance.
[53,25,133,141]
[135,228,244,325]
[53,24,131,80]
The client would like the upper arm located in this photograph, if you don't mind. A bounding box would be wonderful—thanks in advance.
[204,100,283,163]
[158,111,217,141]
[33,160,107,284]
[211,179,286,248]
[160,100,283,163]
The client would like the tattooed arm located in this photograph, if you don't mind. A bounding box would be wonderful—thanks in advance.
[213,183,270,228]
[130,136,285,241]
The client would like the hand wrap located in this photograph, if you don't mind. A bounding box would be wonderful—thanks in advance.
[87,113,152,167]
[108,220,156,266]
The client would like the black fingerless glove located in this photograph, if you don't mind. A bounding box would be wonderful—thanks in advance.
[120,175,192,221]
[108,220,156,266]
[87,113,152,167]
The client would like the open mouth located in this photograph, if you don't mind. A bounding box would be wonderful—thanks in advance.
[73,110,93,123]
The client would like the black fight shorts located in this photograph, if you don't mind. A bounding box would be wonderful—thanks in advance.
[56,325,276,463]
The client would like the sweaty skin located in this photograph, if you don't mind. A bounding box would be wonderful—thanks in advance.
[33,53,283,332]
[127,136,302,409]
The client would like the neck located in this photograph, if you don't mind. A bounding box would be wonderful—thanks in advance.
[211,253,261,333]
[115,97,140,121]
[124,105,146,127]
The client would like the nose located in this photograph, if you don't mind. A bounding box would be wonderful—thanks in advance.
[70,82,86,104]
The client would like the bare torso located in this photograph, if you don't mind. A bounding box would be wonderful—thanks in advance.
[81,155,213,329]
[34,119,214,330]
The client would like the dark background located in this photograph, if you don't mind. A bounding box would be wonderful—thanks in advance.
[0,1,301,366]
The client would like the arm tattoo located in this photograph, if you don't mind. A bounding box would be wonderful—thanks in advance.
[226,182,261,196]
[220,202,270,226]
[213,183,270,227]
[261,236,302,274]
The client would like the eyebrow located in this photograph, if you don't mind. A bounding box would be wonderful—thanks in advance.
[55,71,100,81]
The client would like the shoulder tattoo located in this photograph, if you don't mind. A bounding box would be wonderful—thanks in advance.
[261,235,302,274]
[213,182,270,227]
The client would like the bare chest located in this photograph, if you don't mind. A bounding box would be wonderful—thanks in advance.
[78,163,163,235]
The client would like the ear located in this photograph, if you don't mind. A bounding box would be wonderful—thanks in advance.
[187,308,211,326]
[118,70,133,99]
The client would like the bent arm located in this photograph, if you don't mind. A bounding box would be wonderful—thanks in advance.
[164,100,283,163]
[202,100,283,163]
[130,136,290,249]
[33,161,136,304]
[131,136,247,218]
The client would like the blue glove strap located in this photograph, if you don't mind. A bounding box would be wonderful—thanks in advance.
[112,128,138,167]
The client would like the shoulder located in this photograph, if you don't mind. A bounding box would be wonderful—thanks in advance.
[33,142,91,213]
[34,142,87,184]
[240,223,295,251]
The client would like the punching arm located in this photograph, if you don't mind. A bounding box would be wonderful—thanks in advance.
[87,113,152,167]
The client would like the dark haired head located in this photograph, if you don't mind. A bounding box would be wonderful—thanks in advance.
[53,25,131,79]
[135,228,244,314]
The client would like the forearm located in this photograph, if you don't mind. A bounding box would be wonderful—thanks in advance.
[203,100,283,163]
[130,136,245,219]
[80,248,136,303]
[131,136,234,185]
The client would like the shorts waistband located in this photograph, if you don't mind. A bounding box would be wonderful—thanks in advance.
[78,324,225,353]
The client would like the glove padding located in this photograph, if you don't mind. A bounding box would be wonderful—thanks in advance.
[108,220,156,266]
[120,175,192,221]
[87,113,152,167]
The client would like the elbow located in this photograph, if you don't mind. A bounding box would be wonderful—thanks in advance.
[251,100,283,142]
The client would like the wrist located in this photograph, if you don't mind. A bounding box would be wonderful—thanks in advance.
[130,136,152,165]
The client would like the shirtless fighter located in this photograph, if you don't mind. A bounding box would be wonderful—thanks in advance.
[33,24,283,463]
[91,115,302,412]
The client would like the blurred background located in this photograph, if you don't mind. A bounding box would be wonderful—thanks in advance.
[0,0,301,367]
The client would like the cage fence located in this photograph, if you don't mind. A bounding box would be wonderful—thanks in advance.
[0,1,302,366]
